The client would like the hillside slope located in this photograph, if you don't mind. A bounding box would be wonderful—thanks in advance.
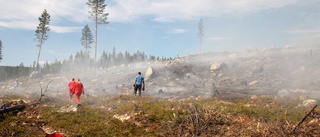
[2,45,320,100]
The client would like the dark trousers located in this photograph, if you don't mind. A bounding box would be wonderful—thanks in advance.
[134,84,142,96]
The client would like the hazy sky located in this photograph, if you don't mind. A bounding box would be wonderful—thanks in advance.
[0,0,319,66]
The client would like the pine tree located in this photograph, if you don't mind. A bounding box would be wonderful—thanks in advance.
[35,9,50,72]
[81,24,94,68]
[87,0,109,73]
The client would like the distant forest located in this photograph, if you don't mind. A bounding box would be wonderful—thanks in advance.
[0,48,174,82]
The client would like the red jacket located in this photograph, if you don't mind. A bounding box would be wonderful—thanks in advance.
[68,81,75,90]
[74,82,84,94]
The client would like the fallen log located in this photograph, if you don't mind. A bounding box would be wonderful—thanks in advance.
[0,104,26,114]
[292,104,318,132]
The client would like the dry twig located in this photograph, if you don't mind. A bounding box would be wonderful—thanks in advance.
[292,105,318,132]
[38,80,53,103]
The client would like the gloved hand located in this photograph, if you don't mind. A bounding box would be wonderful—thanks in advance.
[142,86,145,91]
[133,84,136,87]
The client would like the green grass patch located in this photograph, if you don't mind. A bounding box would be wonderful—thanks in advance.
[0,94,316,136]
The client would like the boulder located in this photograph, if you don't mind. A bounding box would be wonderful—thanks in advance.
[210,63,228,72]
[57,104,78,113]
[113,114,131,122]
[145,67,155,81]
[301,99,317,107]
[249,80,259,86]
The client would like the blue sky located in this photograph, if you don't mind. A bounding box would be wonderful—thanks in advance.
[0,0,320,66]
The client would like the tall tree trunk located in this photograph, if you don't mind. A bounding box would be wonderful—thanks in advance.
[199,40,202,54]
[94,12,98,74]
[36,40,43,72]
[85,41,88,70]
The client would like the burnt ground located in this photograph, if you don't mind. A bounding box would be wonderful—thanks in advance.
[2,45,320,100]
[1,45,320,136]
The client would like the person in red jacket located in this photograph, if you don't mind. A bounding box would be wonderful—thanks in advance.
[68,78,76,100]
[73,78,84,106]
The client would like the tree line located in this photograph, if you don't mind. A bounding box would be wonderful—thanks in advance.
[0,46,174,82]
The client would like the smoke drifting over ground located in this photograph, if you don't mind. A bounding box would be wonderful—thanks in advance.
[1,45,320,102]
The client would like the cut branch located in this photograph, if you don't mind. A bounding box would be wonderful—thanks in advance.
[292,105,318,132]
[38,80,53,103]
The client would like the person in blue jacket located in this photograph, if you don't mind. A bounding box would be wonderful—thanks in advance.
[133,72,145,96]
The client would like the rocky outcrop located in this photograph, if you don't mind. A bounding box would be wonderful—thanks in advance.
[210,63,228,72]
[300,99,317,107]
[145,67,155,81]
